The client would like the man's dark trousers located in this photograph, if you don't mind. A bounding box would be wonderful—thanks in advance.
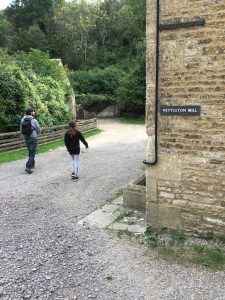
[25,138,37,169]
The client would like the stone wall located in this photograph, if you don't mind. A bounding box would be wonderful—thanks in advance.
[123,174,146,210]
[79,104,120,119]
[96,104,120,118]
[146,0,225,237]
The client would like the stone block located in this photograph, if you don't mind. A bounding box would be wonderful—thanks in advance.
[161,41,185,71]
[147,153,182,182]
[146,203,181,229]
[123,174,146,210]
[123,190,146,210]
[146,178,157,203]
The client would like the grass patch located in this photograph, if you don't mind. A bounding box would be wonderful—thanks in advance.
[191,242,225,268]
[169,230,187,246]
[0,128,102,164]
[144,230,225,269]
[37,140,64,154]
[144,231,161,249]
[120,116,145,125]
[84,128,102,138]
[0,149,28,164]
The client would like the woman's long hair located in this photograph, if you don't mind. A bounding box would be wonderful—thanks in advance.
[68,121,77,137]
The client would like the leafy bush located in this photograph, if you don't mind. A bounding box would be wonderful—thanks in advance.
[0,63,26,132]
[69,66,125,96]
[0,49,72,132]
[116,68,145,113]
[15,49,66,82]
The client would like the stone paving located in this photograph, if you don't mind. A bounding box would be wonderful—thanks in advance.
[77,196,146,234]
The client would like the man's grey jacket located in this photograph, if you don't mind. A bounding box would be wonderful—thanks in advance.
[20,115,42,138]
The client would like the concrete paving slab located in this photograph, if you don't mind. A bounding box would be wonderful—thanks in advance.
[77,203,123,229]
[126,224,146,234]
[108,223,128,231]
[77,196,146,234]
[111,196,123,205]
[100,203,121,213]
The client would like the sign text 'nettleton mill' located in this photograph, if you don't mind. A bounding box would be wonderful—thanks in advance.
[160,105,201,116]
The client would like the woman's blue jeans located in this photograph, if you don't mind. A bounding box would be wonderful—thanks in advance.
[25,138,37,169]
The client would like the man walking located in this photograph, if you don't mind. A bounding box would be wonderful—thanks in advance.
[20,108,42,174]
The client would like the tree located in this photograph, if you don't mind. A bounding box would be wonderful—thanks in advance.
[50,0,103,68]
[10,24,49,52]
[5,0,63,30]
[0,13,13,49]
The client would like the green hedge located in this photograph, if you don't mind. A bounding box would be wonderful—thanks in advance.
[69,66,125,96]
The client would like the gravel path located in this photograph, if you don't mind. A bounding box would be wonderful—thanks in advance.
[1,119,225,300]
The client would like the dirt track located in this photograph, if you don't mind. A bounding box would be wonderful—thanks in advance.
[1,119,225,300]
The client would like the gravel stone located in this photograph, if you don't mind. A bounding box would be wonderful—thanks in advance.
[1,119,225,299]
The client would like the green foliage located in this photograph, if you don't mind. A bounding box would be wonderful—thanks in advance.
[169,230,187,246]
[5,0,63,29]
[70,65,128,113]
[2,0,147,115]
[144,229,225,269]
[144,231,161,249]
[76,94,115,113]
[49,0,102,68]
[0,49,72,132]
[69,61,145,114]
[116,68,146,113]
[70,66,125,95]
[0,57,27,132]
[10,25,49,52]
[0,13,13,49]
[192,241,225,268]
[15,49,66,81]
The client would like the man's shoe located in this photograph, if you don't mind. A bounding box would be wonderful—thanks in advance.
[25,168,33,174]
[71,173,75,179]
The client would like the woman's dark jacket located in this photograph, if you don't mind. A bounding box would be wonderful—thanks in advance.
[64,130,88,155]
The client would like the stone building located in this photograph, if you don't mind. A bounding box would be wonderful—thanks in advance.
[145,0,225,237]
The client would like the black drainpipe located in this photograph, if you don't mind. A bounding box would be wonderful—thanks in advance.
[143,0,160,166]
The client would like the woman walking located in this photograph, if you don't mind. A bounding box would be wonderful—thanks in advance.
[64,121,88,180]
